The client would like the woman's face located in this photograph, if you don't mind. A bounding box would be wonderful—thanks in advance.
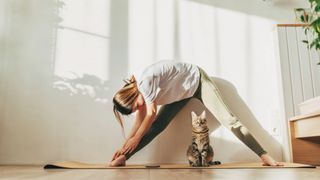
[132,93,145,112]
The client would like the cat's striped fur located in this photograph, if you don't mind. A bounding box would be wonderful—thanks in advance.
[187,111,221,167]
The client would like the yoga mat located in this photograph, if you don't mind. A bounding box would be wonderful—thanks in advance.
[44,161,315,169]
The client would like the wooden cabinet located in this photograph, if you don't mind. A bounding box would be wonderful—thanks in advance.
[288,112,320,165]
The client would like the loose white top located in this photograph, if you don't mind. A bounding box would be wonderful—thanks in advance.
[138,60,200,105]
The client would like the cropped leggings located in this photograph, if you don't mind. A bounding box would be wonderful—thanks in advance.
[125,68,267,160]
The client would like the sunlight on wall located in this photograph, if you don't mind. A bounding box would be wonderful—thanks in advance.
[128,0,155,77]
[128,0,176,78]
[54,0,110,81]
[155,0,175,60]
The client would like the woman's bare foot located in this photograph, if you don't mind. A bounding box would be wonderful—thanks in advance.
[108,155,126,167]
[260,154,284,166]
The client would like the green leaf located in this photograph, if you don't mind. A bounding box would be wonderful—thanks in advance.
[315,5,320,11]
[310,41,316,48]
[302,40,309,44]
[310,17,320,26]
[309,0,315,3]
[311,20,320,33]
[295,8,305,11]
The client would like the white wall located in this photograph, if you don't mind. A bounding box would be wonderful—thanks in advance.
[0,0,308,164]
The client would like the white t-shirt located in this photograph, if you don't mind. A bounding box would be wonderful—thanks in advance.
[138,60,200,105]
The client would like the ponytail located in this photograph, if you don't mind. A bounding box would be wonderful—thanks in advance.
[113,75,139,137]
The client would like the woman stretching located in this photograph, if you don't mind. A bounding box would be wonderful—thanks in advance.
[109,60,283,167]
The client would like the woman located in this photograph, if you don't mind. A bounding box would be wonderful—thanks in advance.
[109,60,283,167]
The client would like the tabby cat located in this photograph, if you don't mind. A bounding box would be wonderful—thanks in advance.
[187,111,221,167]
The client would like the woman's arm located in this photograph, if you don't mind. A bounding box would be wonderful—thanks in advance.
[134,102,157,139]
[112,105,147,161]
[126,105,146,139]
[121,102,157,154]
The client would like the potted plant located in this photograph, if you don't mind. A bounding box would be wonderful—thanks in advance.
[297,0,320,65]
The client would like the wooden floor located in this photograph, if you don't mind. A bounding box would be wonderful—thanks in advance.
[0,165,319,180]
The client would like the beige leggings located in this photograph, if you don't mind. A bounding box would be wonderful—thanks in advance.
[193,68,267,157]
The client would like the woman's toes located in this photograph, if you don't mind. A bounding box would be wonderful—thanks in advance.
[276,162,284,166]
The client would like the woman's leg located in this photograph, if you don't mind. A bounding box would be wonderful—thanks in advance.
[125,97,192,160]
[196,68,267,157]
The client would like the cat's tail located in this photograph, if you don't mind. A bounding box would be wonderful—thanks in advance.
[209,161,221,165]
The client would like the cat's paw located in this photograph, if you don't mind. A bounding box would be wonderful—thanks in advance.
[202,163,209,167]
[189,162,201,167]
[190,163,196,167]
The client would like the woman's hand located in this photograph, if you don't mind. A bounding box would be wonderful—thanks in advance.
[111,137,131,161]
[111,149,122,161]
[121,136,141,155]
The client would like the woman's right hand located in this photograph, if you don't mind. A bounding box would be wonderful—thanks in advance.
[111,149,122,161]
[112,139,129,161]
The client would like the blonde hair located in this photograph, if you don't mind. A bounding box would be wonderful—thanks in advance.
[113,75,139,136]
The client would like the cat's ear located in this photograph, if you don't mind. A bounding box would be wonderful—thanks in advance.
[200,110,206,119]
[129,75,136,83]
[191,111,197,120]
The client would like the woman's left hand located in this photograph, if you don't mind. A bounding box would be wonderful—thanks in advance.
[121,136,141,155]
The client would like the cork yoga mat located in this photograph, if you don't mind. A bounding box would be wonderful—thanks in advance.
[44,161,315,169]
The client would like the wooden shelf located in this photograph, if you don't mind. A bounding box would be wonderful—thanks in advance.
[288,112,320,165]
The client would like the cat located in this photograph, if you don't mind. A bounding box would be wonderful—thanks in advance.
[187,110,221,167]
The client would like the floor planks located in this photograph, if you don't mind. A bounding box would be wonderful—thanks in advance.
[0,165,319,180]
